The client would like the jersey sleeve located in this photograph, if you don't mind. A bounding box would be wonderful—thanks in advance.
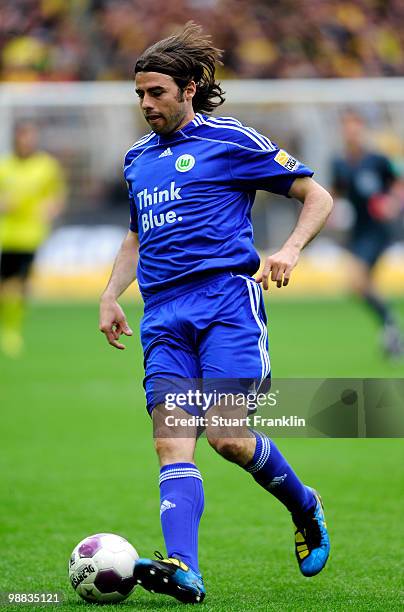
[126,180,138,233]
[228,139,314,196]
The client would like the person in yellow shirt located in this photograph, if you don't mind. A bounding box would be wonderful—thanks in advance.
[0,121,66,356]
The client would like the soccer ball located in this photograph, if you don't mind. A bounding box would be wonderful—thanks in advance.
[69,533,139,603]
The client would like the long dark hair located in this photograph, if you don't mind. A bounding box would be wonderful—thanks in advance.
[134,22,225,114]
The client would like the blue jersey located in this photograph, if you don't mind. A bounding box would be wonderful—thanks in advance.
[124,113,313,301]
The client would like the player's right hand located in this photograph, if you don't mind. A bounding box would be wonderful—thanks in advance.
[99,297,133,350]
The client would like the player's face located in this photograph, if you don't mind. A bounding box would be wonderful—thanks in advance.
[135,72,195,135]
[14,123,39,158]
[342,113,365,150]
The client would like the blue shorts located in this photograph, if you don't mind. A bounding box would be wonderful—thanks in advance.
[140,272,271,415]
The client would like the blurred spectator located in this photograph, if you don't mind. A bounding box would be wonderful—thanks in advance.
[1,0,404,81]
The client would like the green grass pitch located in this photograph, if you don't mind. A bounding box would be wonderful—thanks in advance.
[1,298,404,611]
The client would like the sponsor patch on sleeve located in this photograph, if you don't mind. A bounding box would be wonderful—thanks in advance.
[274,149,300,172]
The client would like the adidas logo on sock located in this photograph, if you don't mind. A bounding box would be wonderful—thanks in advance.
[160,499,177,515]
[267,473,288,489]
[158,147,173,158]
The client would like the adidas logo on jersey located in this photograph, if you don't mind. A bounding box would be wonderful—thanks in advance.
[158,147,172,158]
[160,499,176,515]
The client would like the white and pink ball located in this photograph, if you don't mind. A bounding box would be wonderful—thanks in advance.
[69,533,139,603]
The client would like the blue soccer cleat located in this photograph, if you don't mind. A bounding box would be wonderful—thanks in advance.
[293,489,330,577]
[133,551,206,604]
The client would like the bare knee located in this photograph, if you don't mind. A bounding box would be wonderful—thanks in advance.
[152,404,197,466]
[348,257,371,296]
[154,437,195,467]
[207,436,254,466]
[1,277,24,297]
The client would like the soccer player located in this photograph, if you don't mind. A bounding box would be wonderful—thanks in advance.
[99,23,333,604]
[331,110,404,357]
[0,121,66,356]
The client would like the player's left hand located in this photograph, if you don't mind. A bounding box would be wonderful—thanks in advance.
[256,245,300,289]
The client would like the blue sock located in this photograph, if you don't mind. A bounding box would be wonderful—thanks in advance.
[245,432,315,520]
[159,462,204,575]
